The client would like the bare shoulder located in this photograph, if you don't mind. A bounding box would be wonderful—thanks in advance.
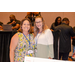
[11,33,18,42]
[10,33,19,52]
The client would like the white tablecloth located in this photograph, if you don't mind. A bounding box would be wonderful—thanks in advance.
[24,56,69,62]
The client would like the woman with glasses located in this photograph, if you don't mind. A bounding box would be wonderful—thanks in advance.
[34,16,54,59]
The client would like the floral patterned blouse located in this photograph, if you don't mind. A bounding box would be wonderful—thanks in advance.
[14,32,35,62]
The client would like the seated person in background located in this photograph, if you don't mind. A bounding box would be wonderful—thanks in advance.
[7,14,21,30]
[50,16,62,31]
[0,21,3,30]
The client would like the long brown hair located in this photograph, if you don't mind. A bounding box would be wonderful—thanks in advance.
[20,18,32,34]
[34,16,48,37]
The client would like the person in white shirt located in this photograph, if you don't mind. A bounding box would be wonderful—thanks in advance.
[34,16,54,59]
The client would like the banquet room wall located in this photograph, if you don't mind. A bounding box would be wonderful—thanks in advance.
[0,12,75,28]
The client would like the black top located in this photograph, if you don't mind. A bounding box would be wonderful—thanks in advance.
[55,23,75,53]
[50,22,61,30]
[7,19,20,27]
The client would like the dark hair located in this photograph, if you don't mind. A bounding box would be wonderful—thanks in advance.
[55,16,61,26]
[9,14,16,19]
[62,18,69,21]
[20,18,32,34]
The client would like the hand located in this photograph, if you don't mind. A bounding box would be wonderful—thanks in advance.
[48,57,52,59]
[12,27,14,30]
[50,29,54,32]
[12,21,16,24]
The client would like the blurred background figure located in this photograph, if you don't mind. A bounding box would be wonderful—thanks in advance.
[50,16,62,31]
[7,14,21,31]
[55,18,75,60]
[25,12,41,26]
[25,12,41,33]
[0,21,3,30]
[26,12,41,23]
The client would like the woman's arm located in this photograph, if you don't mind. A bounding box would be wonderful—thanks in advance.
[46,29,54,59]
[48,44,54,59]
[10,33,18,62]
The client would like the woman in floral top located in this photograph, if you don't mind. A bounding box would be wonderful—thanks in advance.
[10,18,35,62]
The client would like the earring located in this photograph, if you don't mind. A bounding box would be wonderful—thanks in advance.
[28,29,30,32]
[21,26,22,29]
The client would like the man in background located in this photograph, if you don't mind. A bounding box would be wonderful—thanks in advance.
[7,14,20,30]
[55,18,75,60]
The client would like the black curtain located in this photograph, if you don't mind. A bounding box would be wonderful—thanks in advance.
[0,31,16,62]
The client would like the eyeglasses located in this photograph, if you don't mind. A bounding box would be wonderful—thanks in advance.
[23,24,30,26]
[35,21,42,24]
